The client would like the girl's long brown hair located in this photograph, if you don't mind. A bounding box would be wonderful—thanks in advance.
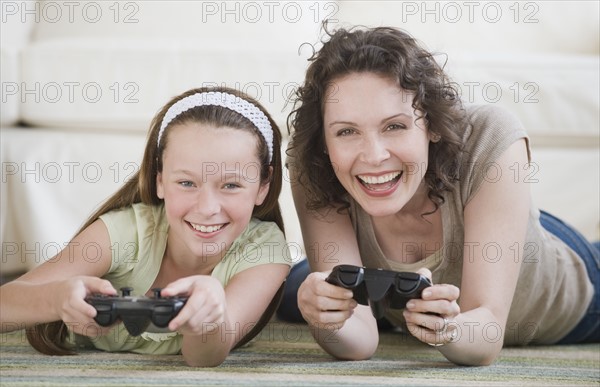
[27,86,285,355]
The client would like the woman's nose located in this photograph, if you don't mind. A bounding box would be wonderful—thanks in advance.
[360,135,390,166]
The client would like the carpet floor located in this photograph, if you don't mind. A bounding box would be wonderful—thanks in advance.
[1,321,598,386]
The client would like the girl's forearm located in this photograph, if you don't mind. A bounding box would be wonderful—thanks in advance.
[180,315,237,367]
[0,281,61,331]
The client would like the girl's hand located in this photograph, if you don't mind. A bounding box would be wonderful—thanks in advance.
[55,276,117,337]
[403,268,461,346]
[161,276,226,336]
[297,271,359,330]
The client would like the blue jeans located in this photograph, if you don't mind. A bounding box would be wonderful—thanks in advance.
[277,211,600,342]
[539,210,600,344]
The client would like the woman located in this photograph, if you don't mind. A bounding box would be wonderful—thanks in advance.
[279,25,599,366]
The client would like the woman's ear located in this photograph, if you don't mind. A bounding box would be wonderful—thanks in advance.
[429,132,441,143]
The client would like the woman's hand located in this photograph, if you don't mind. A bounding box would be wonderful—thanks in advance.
[161,275,226,336]
[297,271,359,330]
[403,268,461,346]
[54,276,117,337]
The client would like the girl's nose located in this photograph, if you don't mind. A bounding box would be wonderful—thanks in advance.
[195,189,221,217]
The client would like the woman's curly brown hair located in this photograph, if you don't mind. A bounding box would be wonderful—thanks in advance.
[287,25,467,215]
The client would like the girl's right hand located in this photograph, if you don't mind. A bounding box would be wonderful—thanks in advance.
[297,271,358,330]
[53,276,117,337]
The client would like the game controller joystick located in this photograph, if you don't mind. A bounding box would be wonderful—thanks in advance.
[85,287,187,336]
[326,265,431,319]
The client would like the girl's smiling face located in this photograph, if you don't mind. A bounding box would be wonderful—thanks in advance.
[323,72,436,217]
[157,123,269,263]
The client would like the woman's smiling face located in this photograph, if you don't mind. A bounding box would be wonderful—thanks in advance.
[323,72,435,217]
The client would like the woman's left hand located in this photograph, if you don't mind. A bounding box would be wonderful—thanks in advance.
[160,275,227,336]
[403,268,461,346]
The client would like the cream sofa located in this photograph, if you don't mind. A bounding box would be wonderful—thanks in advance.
[2,1,599,275]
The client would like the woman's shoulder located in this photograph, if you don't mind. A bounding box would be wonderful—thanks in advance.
[464,104,525,132]
[460,104,528,154]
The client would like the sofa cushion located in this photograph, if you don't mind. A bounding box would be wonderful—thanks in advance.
[16,0,328,132]
[444,53,600,140]
[20,38,308,132]
[0,0,37,126]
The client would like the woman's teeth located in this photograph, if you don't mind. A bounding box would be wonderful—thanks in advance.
[357,172,401,185]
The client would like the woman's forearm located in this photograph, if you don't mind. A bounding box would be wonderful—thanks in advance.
[436,307,505,366]
[308,306,379,361]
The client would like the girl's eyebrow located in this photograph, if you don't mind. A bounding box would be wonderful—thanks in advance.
[171,169,195,176]
[327,113,412,128]
[172,168,245,180]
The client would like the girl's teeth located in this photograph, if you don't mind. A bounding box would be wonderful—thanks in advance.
[191,223,223,233]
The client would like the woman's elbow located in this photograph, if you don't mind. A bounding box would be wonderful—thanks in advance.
[445,348,500,367]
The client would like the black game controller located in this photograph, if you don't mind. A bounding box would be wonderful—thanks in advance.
[326,265,432,319]
[85,287,187,336]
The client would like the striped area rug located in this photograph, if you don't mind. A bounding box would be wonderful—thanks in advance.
[1,321,598,386]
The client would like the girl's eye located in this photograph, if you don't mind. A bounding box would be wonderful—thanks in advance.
[223,183,241,190]
[178,181,194,188]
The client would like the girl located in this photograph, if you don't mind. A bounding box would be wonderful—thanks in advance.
[1,87,291,367]
[280,26,599,366]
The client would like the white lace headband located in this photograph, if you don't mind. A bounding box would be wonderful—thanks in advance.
[157,91,274,162]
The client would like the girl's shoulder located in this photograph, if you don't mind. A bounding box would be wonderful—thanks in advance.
[239,218,286,245]
[100,202,167,234]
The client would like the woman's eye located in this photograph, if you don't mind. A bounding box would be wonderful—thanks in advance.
[386,123,406,131]
[337,128,356,136]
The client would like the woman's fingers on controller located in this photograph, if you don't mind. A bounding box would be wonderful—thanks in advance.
[416,267,432,282]
[420,283,460,303]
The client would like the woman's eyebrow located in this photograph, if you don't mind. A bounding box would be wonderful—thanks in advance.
[327,113,412,128]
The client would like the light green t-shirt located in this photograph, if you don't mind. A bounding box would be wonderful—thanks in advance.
[72,202,291,354]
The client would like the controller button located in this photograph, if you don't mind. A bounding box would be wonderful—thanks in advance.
[95,304,112,312]
[154,305,173,314]
[338,266,361,286]
[120,287,133,297]
[152,288,162,299]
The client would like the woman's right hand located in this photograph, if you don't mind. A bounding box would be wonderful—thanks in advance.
[53,276,117,337]
[297,271,358,330]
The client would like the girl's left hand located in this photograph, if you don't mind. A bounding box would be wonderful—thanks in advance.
[160,276,226,336]
[403,268,461,346]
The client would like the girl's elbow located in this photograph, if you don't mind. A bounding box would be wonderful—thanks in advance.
[329,339,378,361]
[182,348,228,367]
[184,355,226,368]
